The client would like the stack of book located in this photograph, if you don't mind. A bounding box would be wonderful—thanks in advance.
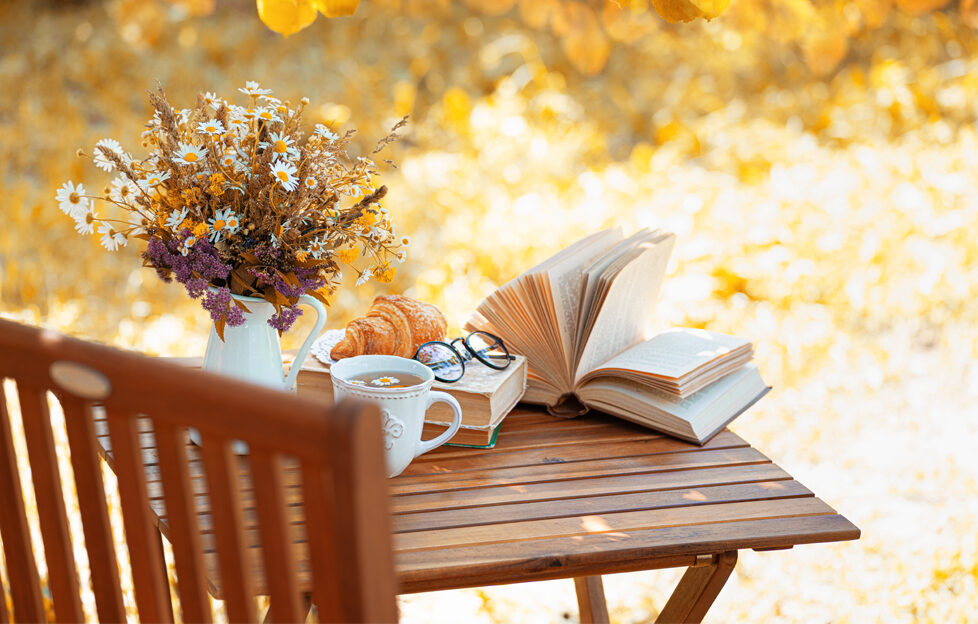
[295,331,527,447]
[465,226,770,445]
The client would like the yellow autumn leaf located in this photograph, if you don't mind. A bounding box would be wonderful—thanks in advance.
[651,0,730,23]
[256,0,317,36]
[311,0,361,17]
[894,0,951,16]
[561,4,611,76]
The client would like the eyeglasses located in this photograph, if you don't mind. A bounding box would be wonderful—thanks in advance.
[412,330,515,383]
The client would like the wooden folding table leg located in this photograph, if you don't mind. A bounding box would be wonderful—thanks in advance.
[655,551,738,624]
[574,576,610,624]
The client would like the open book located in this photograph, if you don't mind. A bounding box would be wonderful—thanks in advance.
[465,227,770,444]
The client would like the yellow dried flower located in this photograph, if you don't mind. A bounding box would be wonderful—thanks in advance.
[373,263,396,283]
[193,222,209,237]
[182,188,203,205]
[208,173,226,196]
[360,209,379,226]
[334,246,360,263]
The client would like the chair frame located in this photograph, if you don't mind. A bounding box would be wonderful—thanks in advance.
[0,318,398,623]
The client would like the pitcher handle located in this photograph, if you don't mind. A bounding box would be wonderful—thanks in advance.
[284,294,328,391]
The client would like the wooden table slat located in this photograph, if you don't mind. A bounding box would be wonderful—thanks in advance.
[395,514,860,593]
[393,497,838,553]
[399,430,748,478]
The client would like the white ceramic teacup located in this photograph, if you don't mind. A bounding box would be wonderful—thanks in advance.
[330,355,462,477]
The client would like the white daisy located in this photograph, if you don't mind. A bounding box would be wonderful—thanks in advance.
[371,376,399,387]
[165,208,189,231]
[255,108,282,124]
[355,267,373,286]
[216,152,239,170]
[97,222,126,251]
[139,171,170,190]
[238,81,272,96]
[56,181,89,215]
[93,138,129,172]
[307,237,326,258]
[197,119,225,135]
[173,143,207,166]
[207,208,240,242]
[228,116,249,134]
[399,236,411,247]
[180,234,197,256]
[262,132,295,160]
[73,207,98,235]
[314,124,338,140]
[202,92,222,108]
[109,176,140,204]
[395,250,407,264]
[303,176,318,190]
[269,161,298,192]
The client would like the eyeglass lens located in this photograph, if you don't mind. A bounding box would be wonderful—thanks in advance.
[414,342,464,382]
[466,331,510,370]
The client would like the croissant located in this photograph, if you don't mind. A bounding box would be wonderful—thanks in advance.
[330,295,447,360]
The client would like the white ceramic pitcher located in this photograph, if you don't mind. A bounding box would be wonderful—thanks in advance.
[201,292,327,391]
[194,292,326,454]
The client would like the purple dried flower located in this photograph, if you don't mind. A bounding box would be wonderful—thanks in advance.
[269,304,303,332]
[145,233,238,324]
[185,277,207,299]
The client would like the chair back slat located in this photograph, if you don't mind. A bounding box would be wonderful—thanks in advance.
[106,410,173,623]
[59,394,127,623]
[16,383,85,623]
[0,383,46,623]
[0,318,397,623]
[0,567,9,624]
[299,462,344,622]
[198,434,257,623]
[154,422,212,623]
[249,450,302,623]
[324,402,399,623]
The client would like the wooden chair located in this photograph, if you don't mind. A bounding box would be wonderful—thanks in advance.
[0,318,398,623]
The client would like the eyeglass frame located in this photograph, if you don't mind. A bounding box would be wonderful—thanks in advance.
[412,330,516,383]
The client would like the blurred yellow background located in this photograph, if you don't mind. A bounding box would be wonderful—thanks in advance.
[1,0,976,621]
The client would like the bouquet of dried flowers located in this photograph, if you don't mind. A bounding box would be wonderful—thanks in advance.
[57,81,408,338]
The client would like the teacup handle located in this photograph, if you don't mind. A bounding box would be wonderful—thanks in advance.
[416,391,462,457]
[284,294,328,391]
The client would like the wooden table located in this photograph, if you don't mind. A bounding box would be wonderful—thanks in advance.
[94,406,859,623]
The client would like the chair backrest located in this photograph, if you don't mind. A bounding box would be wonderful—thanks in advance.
[0,318,398,623]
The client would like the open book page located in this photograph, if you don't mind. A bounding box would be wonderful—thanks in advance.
[575,229,662,354]
[532,229,624,383]
[466,311,567,403]
[582,329,752,380]
[573,232,676,381]
[577,363,769,444]
[466,228,623,402]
